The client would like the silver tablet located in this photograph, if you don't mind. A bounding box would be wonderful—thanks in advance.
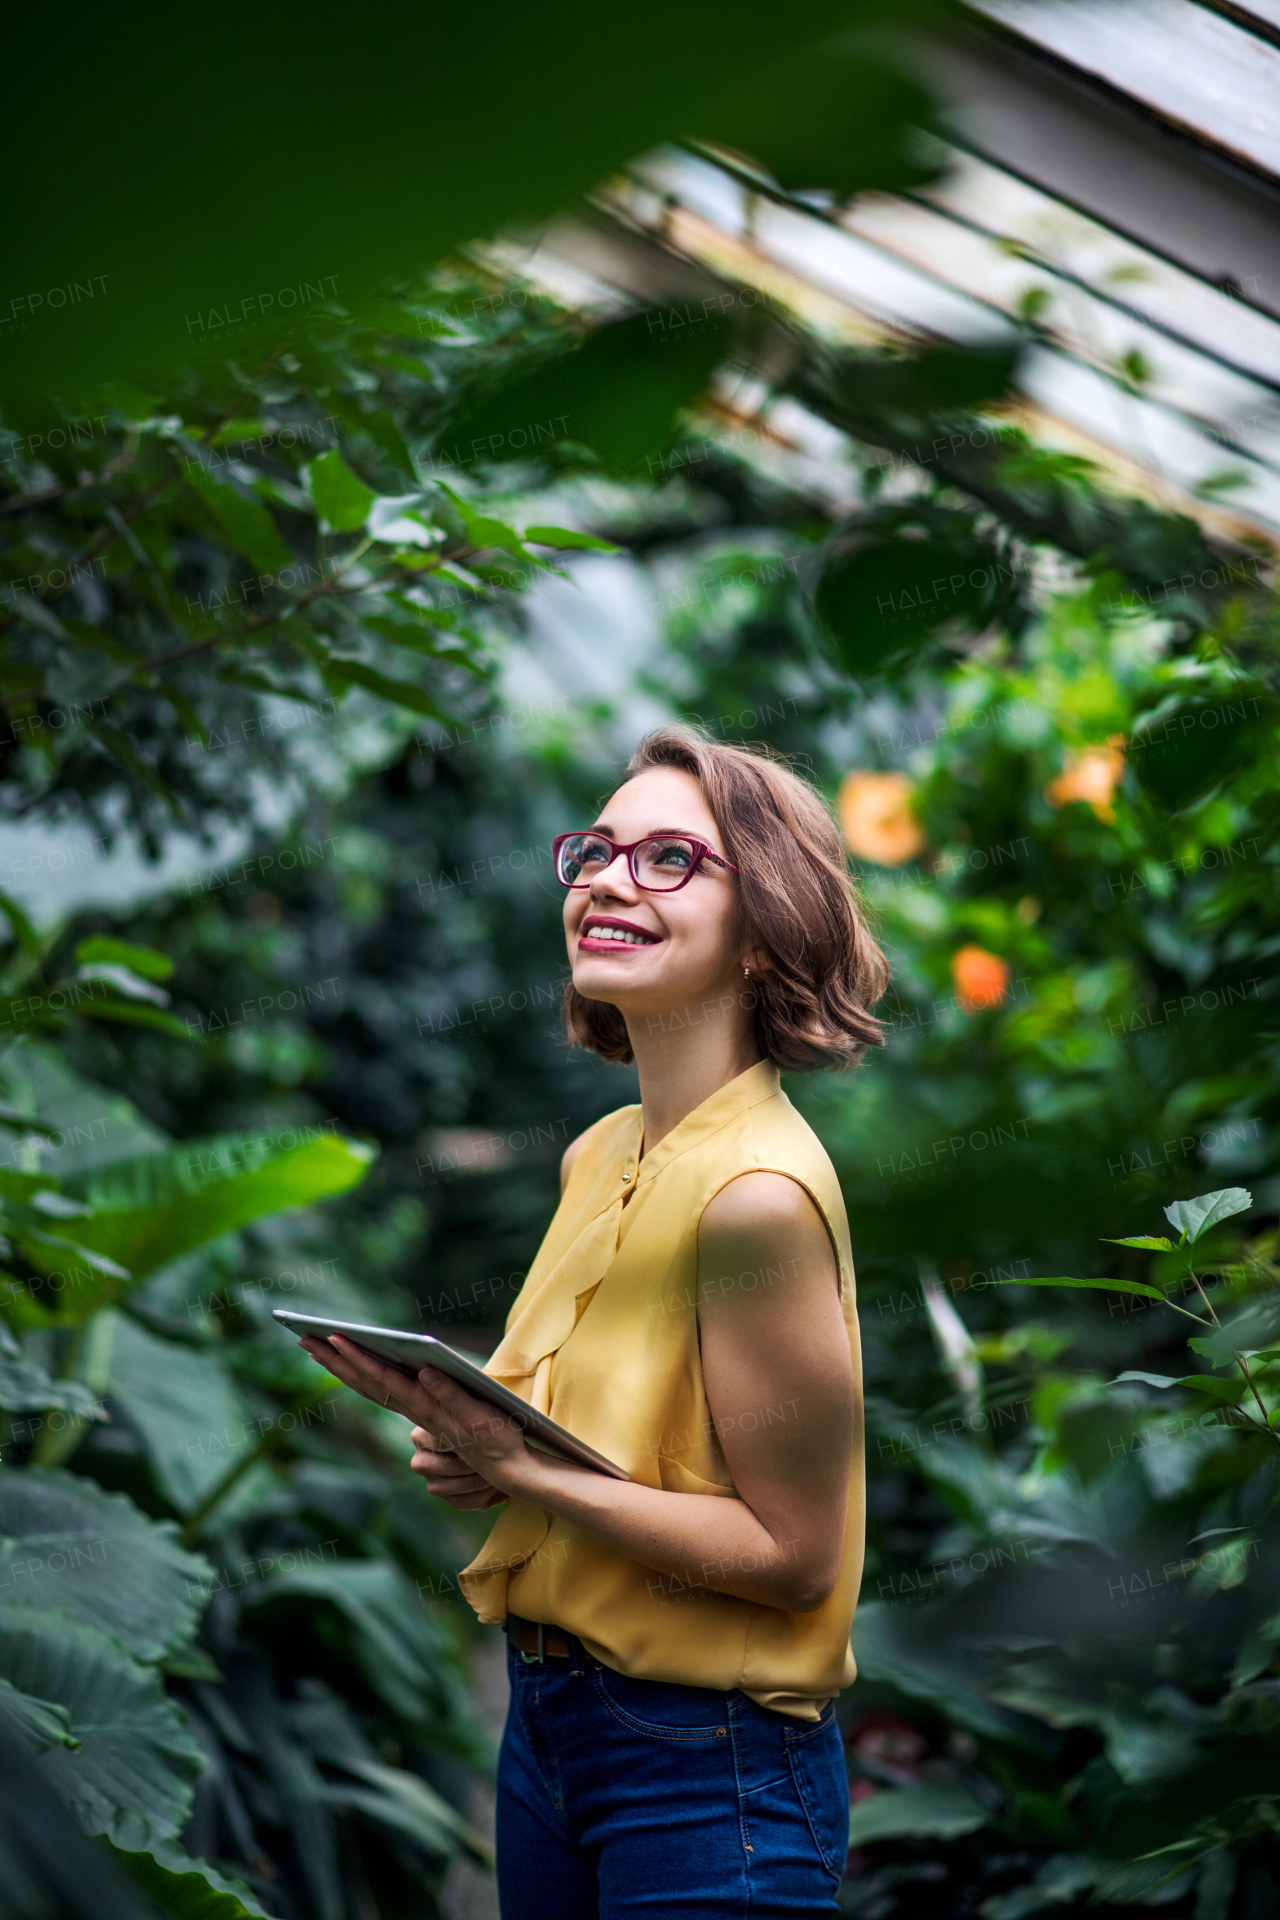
[274,1309,630,1480]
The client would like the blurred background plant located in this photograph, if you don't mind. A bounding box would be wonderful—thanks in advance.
[3,1,1280,1914]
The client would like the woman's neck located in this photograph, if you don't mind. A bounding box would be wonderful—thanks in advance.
[626,1004,764,1158]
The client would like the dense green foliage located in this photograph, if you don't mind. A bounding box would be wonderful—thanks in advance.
[3,36,1279,1914]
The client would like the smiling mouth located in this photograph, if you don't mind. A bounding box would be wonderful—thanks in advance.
[579,921,661,948]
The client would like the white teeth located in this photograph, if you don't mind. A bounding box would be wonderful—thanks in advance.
[588,926,653,945]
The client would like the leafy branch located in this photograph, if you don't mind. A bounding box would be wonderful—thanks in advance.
[997,1188,1280,1448]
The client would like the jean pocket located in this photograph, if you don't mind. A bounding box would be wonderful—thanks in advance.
[592,1663,728,1740]
[787,1715,849,1881]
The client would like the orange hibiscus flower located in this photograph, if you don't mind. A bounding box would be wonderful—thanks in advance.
[1044,736,1126,820]
[837,771,925,866]
[951,944,1010,1013]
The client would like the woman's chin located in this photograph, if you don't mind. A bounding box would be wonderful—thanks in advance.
[572,957,655,1002]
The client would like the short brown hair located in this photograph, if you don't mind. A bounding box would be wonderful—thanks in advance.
[563,724,889,1072]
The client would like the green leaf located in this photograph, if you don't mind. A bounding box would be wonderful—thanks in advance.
[326,1759,491,1863]
[1131,693,1276,808]
[0,1605,203,1848]
[359,613,457,657]
[322,657,447,720]
[1110,1370,1249,1404]
[706,42,942,198]
[851,1602,1045,1746]
[74,999,196,1040]
[440,486,530,560]
[307,450,376,533]
[348,297,451,337]
[795,345,1018,442]
[0,1467,212,1659]
[846,1781,990,1846]
[63,618,141,665]
[0,888,41,958]
[217,667,319,703]
[107,1316,275,1517]
[522,524,619,552]
[1197,1298,1280,1368]
[448,310,730,473]
[20,1227,132,1288]
[1101,1236,1175,1252]
[1179,1374,1252,1404]
[188,467,293,573]
[89,725,178,811]
[816,509,1021,675]
[990,1275,1167,1302]
[76,966,170,1008]
[208,418,270,446]
[0,1326,107,1419]
[60,1131,376,1285]
[247,1560,468,1737]
[280,616,334,668]
[365,495,441,548]
[74,939,173,983]
[104,1842,271,1919]
[1165,1189,1252,1244]
[0,1676,79,1755]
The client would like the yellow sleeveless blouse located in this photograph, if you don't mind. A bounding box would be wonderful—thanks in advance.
[458,1059,865,1720]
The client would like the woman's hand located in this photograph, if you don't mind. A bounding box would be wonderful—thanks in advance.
[298,1333,535,1507]
[407,1432,506,1510]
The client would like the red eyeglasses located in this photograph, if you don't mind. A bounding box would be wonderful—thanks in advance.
[553,831,739,893]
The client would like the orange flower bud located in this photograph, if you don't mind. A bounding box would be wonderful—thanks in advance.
[1045,736,1126,821]
[837,771,925,867]
[951,944,1010,1013]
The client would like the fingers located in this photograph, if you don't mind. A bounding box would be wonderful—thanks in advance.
[299,1336,431,1422]
[412,1457,504,1504]
[411,1446,472,1478]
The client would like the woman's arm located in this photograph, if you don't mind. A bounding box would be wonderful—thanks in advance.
[303,1172,853,1613]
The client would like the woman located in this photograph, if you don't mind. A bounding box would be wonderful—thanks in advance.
[303,723,889,1917]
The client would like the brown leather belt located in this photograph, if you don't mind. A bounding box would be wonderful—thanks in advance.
[506,1613,572,1661]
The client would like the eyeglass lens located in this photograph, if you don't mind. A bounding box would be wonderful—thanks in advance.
[557,834,698,890]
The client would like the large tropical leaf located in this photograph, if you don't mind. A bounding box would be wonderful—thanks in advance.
[0,1606,204,1848]
[0,1467,211,1659]
[0,1675,79,1755]
[326,1758,491,1863]
[846,1781,990,1845]
[105,1842,271,1920]
[852,1601,1052,1747]
[108,1316,276,1519]
[246,1560,477,1746]
[0,1702,157,1920]
[57,1132,375,1286]
[0,1321,107,1419]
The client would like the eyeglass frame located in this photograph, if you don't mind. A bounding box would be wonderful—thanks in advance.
[551,831,739,893]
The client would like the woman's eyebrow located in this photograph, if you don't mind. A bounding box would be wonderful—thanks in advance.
[589,824,699,837]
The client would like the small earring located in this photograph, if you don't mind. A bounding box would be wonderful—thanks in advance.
[743,964,751,982]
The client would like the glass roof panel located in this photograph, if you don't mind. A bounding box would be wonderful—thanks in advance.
[969,0,1280,179]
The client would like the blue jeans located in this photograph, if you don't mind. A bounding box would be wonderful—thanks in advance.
[496,1634,848,1917]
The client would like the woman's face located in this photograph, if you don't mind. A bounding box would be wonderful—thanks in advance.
[563,767,749,1020]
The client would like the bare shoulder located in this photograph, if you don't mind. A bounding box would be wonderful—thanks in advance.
[699,1170,827,1242]
[697,1171,838,1304]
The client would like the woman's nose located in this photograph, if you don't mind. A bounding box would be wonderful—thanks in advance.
[590,852,636,895]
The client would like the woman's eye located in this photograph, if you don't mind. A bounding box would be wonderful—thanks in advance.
[652,841,691,867]
[579,838,611,864]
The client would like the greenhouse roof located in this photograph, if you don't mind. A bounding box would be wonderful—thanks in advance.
[500,0,1280,541]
